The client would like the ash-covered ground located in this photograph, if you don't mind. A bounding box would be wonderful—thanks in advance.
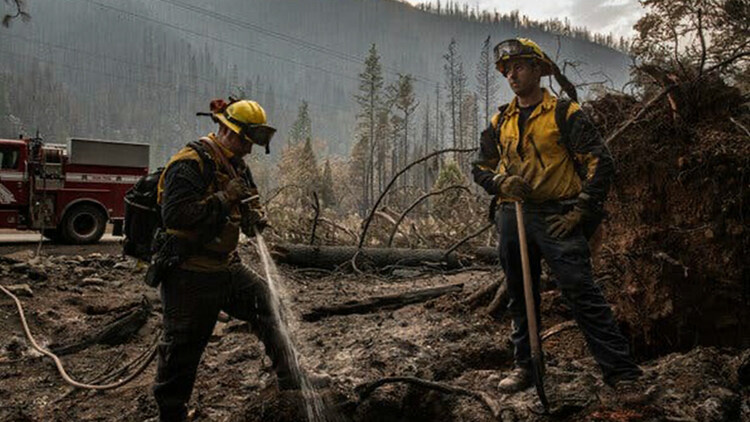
[0,241,747,422]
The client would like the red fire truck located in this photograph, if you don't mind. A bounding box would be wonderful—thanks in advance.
[0,136,149,243]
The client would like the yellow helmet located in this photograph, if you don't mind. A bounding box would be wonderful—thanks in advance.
[207,98,277,153]
[493,38,554,76]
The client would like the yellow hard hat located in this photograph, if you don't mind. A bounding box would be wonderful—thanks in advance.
[208,98,277,153]
[494,38,554,76]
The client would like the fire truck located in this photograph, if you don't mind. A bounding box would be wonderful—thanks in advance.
[0,136,149,243]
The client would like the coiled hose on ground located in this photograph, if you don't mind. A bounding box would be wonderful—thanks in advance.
[0,284,158,390]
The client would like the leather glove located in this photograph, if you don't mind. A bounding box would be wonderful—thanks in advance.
[546,206,584,239]
[494,174,532,200]
[224,178,252,205]
[241,205,269,237]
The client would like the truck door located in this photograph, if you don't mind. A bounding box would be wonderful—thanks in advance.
[0,143,26,228]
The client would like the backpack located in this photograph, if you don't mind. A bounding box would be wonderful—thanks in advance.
[122,141,215,261]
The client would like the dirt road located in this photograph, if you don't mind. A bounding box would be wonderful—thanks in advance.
[0,231,122,256]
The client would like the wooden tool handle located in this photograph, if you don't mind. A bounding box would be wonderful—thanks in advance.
[515,202,542,357]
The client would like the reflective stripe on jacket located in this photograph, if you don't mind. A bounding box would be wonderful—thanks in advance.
[472,89,614,208]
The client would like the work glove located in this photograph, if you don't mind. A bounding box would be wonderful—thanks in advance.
[546,206,585,239]
[224,178,252,205]
[494,174,532,200]
[241,205,269,237]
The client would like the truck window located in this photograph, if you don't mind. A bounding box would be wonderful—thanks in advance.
[0,147,19,170]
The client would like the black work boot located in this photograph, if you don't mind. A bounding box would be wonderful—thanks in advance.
[497,367,533,393]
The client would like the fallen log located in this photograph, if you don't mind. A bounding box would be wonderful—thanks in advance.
[272,244,461,270]
[50,299,151,356]
[303,283,463,322]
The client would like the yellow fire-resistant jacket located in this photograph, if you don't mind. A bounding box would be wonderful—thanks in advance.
[472,89,614,209]
[157,134,252,272]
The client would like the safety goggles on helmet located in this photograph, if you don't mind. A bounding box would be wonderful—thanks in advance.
[493,39,540,64]
[223,112,276,150]
[494,38,553,77]
[198,98,277,154]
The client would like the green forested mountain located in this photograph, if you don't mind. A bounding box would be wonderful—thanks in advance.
[0,0,631,165]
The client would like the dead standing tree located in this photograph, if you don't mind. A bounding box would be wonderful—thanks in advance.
[476,35,499,128]
[388,74,419,191]
[444,38,468,165]
[356,44,385,212]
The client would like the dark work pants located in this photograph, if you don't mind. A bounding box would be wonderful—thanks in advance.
[496,202,642,385]
[153,264,298,422]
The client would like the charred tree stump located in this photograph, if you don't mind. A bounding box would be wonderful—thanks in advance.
[272,244,461,270]
[303,283,463,322]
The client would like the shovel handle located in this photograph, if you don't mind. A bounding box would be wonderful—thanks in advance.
[514,202,542,358]
[515,201,549,411]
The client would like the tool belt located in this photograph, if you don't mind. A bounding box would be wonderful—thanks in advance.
[144,229,232,287]
[145,229,186,287]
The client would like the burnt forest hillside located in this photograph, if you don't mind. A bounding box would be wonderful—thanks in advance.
[0,0,629,166]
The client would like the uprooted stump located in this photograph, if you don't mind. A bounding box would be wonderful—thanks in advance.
[303,283,463,322]
[272,244,461,270]
[592,89,750,357]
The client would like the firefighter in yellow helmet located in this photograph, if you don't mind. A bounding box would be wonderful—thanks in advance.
[150,98,300,421]
[472,38,644,397]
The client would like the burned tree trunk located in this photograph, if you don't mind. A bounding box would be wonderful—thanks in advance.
[303,283,463,321]
[272,244,461,270]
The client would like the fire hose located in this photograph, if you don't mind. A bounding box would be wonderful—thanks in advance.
[0,284,158,390]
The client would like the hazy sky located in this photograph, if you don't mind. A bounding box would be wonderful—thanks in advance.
[407,0,645,39]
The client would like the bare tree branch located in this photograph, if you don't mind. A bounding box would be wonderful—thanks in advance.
[2,0,29,27]
[387,185,471,247]
[309,192,320,246]
[696,7,707,76]
[263,184,304,206]
[443,222,493,259]
[318,217,360,244]
[357,147,476,249]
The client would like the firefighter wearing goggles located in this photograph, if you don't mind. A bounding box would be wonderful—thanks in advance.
[473,38,643,396]
[211,99,277,154]
[152,98,298,421]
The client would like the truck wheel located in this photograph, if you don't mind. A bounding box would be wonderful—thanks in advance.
[42,228,62,243]
[61,204,106,244]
